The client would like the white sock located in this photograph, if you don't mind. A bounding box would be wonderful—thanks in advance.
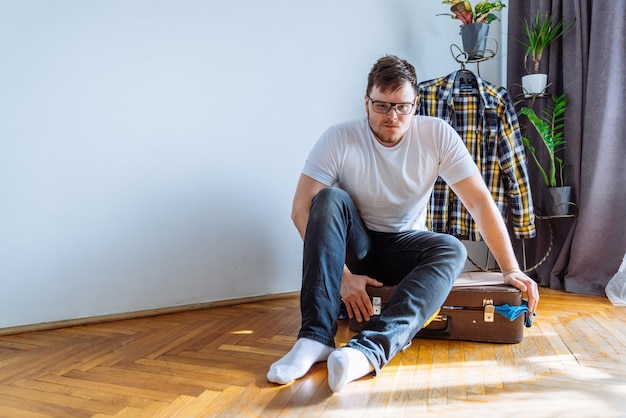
[327,347,374,393]
[267,338,334,385]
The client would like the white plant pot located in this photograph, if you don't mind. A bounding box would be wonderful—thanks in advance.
[521,74,548,96]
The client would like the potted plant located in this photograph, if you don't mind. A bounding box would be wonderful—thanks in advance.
[519,94,572,216]
[521,9,575,95]
[437,1,506,59]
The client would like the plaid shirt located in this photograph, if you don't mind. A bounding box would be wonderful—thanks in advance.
[417,70,536,240]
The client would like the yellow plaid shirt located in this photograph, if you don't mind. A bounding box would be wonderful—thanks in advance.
[417,71,536,240]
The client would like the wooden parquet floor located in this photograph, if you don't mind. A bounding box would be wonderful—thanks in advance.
[0,287,625,418]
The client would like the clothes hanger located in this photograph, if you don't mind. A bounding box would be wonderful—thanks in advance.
[455,61,477,82]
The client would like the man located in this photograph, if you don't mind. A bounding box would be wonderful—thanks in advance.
[267,55,539,393]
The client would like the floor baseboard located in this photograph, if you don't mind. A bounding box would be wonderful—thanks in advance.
[0,291,300,336]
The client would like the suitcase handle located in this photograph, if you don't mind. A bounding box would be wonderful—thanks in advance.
[418,315,451,338]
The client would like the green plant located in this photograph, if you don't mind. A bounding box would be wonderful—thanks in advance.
[522,10,575,73]
[520,94,568,187]
[438,1,506,26]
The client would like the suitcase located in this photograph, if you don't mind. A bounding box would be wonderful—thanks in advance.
[347,272,526,344]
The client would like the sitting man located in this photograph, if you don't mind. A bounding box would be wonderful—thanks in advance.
[267,54,539,393]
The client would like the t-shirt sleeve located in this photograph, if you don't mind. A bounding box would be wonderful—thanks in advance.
[302,128,341,187]
[435,120,479,185]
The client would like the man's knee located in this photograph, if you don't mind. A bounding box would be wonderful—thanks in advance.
[437,234,467,266]
[312,187,349,206]
[309,188,350,219]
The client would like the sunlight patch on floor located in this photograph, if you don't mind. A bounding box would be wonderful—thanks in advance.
[230,329,254,335]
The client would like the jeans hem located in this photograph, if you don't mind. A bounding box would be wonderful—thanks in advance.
[297,332,336,349]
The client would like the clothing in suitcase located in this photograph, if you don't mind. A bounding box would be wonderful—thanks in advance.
[347,272,532,344]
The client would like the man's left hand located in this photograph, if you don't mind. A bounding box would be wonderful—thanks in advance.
[503,269,540,315]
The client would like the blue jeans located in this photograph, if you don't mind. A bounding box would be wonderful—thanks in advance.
[298,188,466,375]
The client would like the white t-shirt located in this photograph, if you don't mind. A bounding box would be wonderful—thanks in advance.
[302,115,478,233]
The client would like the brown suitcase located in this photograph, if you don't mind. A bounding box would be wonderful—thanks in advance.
[347,273,527,344]
[418,284,525,343]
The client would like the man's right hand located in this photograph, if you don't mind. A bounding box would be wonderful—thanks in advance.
[340,268,383,323]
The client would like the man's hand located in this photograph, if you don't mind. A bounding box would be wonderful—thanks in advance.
[340,269,383,323]
[503,268,540,315]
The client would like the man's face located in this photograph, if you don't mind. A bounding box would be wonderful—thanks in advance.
[365,82,417,147]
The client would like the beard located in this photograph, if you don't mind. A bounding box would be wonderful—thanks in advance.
[367,111,409,147]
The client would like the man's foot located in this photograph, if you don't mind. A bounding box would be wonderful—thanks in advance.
[267,338,334,385]
[327,347,374,393]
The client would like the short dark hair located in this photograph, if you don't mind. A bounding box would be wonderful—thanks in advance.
[366,55,418,96]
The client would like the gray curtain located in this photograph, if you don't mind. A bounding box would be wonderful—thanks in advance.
[506,0,626,295]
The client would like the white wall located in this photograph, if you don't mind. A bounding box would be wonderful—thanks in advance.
[0,0,506,329]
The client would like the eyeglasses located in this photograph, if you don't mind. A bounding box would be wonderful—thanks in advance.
[367,96,416,115]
